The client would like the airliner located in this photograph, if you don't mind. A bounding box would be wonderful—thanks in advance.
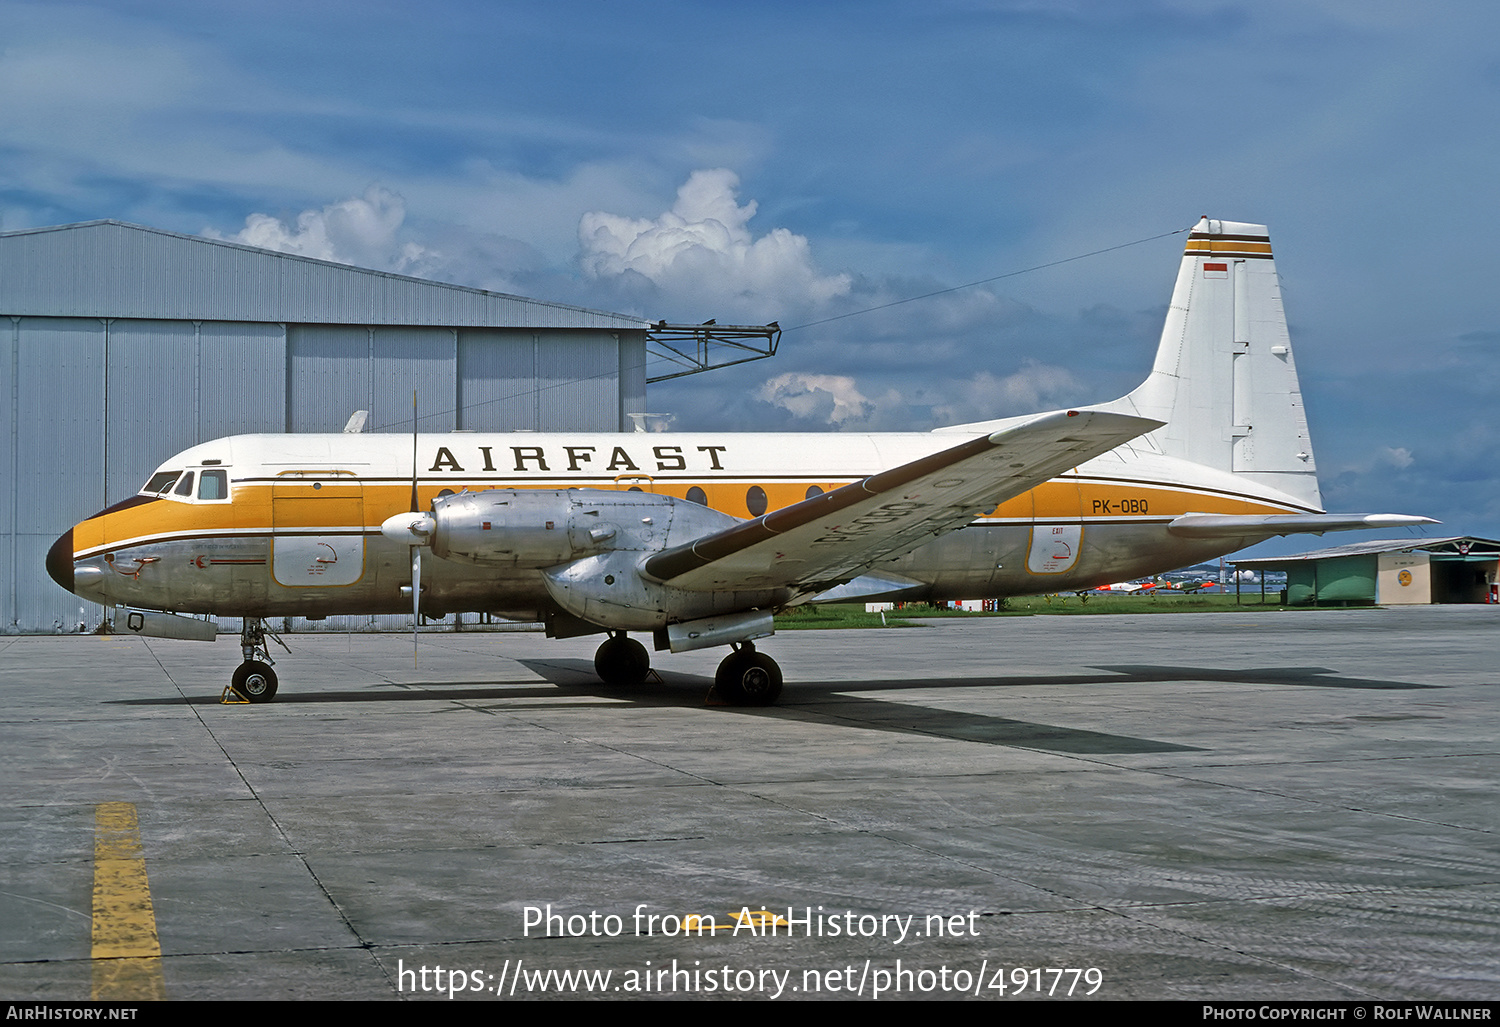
[44,218,1432,705]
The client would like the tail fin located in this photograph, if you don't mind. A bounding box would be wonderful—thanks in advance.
[1116,218,1321,510]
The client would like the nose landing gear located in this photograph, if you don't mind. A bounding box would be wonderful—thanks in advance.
[232,618,287,703]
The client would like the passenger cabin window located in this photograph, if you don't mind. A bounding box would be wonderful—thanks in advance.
[198,469,228,500]
[174,471,195,497]
[143,471,180,495]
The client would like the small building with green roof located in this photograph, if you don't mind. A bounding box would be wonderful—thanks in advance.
[1233,537,1499,606]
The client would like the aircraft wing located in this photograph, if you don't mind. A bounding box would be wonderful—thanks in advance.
[1167,513,1439,539]
[643,408,1161,593]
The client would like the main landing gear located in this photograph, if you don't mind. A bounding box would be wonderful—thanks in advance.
[232,618,286,703]
[590,634,783,706]
[714,642,782,706]
[594,632,650,687]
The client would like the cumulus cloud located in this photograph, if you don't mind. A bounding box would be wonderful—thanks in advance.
[578,169,851,319]
[212,186,439,277]
[758,373,876,426]
[930,362,1085,425]
[748,361,1086,432]
[1332,443,1419,478]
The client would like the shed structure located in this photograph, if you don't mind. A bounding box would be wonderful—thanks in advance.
[1232,537,1499,606]
[2,220,656,632]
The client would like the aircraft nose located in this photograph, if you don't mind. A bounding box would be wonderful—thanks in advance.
[46,529,75,594]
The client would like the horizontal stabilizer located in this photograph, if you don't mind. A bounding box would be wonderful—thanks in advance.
[645,408,1161,592]
[1167,513,1439,539]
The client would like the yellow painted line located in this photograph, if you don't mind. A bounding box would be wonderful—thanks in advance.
[92,802,166,1001]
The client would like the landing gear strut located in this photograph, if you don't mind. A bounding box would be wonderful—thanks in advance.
[714,642,782,706]
[594,632,650,687]
[233,618,285,703]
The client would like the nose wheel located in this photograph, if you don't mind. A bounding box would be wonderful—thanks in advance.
[232,660,279,702]
[714,643,782,706]
[231,618,288,703]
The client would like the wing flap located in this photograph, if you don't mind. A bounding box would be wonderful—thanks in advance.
[644,408,1161,591]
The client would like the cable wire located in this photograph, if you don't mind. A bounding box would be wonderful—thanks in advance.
[783,225,1193,333]
[366,224,1193,431]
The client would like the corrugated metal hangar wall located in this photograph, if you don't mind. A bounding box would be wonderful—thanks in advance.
[1,221,651,633]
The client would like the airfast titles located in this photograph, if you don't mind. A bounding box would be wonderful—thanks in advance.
[522,904,981,942]
[428,444,730,474]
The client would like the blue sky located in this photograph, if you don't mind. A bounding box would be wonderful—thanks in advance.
[3,0,1496,553]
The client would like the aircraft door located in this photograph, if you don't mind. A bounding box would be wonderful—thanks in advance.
[1024,479,1084,576]
[271,475,367,587]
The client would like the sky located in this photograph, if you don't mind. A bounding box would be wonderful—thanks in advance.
[3,0,1496,555]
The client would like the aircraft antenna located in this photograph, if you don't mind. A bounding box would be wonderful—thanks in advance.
[783,225,1194,332]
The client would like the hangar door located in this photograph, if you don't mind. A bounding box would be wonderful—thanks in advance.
[1429,554,1499,603]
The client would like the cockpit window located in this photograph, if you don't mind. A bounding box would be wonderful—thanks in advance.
[143,471,180,495]
[198,469,228,500]
[174,471,196,497]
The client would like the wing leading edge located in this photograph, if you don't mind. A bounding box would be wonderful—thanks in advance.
[643,408,1162,593]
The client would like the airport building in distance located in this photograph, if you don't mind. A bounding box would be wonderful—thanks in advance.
[1233,537,1499,606]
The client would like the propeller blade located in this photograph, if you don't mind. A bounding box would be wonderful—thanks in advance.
[410,390,421,668]
[410,389,420,514]
[411,545,421,667]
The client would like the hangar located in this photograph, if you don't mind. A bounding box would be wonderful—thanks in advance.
[1,220,776,633]
[1233,537,1500,606]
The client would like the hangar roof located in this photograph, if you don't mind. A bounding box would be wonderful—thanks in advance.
[1233,536,1500,567]
[0,220,649,330]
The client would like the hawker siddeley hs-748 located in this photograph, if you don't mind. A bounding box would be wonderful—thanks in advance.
[46,218,1433,705]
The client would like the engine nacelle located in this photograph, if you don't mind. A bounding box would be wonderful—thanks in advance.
[396,488,785,632]
[428,490,583,566]
[541,549,789,632]
[422,488,737,568]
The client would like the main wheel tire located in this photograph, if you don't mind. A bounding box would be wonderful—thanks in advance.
[232,660,279,703]
[715,651,783,706]
[594,636,650,687]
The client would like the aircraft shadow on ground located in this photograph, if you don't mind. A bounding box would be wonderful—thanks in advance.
[111,659,1433,755]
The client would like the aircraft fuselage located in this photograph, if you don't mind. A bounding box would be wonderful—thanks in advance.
[53,429,1305,621]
